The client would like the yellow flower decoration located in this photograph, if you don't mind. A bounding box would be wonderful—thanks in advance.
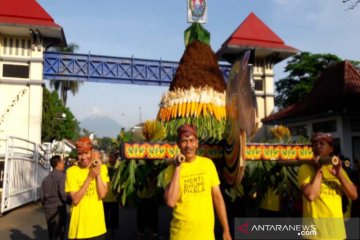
[270,125,291,141]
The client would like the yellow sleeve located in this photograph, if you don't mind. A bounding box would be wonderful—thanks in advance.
[298,164,313,187]
[341,168,352,183]
[101,164,110,183]
[162,165,175,189]
[65,166,77,192]
[209,160,220,187]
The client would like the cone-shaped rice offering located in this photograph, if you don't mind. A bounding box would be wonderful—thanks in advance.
[157,40,226,143]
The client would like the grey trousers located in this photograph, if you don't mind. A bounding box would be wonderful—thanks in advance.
[44,206,66,240]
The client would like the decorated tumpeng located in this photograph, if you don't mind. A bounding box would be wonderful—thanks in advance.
[120,22,315,182]
[115,5,331,224]
[157,35,226,143]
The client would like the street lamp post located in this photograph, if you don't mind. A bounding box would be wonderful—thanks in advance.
[54,112,66,120]
[121,113,130,129]
[53,112,66,141]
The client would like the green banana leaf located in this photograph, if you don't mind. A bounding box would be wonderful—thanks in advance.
[184,22,210,46]
[164,116,225,144]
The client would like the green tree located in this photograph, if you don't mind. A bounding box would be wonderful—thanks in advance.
[97,137,114,152]
[275,52,344,109]
[48,43,83,106]
[80,128,92,137]
[42,88,80,142]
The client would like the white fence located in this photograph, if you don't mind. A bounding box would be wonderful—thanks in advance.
[1,136,51,214]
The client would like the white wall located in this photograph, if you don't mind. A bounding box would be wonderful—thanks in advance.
[252,59,275,141]
[0,34,44,153]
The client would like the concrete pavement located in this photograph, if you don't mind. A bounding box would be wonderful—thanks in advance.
[0,201,172,240]
[0,202,48,239]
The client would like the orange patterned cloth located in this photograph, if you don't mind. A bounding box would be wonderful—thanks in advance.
[311,132,333,146]
[75,136,92,153]
[177,124,197,139]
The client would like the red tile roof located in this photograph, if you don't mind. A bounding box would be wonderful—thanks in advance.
[0,0,59,28]
[217,12,298,62]
[224,12,296,51]
[262,61,360,124]
[0,0,66,46]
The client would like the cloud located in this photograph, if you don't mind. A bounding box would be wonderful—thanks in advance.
[88,106,105,118]
[268,0,360,60]
[273,0,294,5]
[272,0,359,28]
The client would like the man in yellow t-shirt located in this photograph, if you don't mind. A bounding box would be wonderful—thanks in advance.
[163,124,232,240]
[298,132,358,239]
[259,187,281,217]
[65,137,109,239]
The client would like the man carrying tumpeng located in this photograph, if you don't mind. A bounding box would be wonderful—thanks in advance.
[65,136,109,239]
[298,132,358,239]
[163,124,232,240]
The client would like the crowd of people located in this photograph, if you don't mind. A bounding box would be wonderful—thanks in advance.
[40,125,359,240]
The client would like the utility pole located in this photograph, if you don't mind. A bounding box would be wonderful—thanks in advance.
[139,107,142,124]
[121,113,130,129]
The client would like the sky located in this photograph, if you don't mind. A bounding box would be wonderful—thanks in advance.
[38,0,360,132]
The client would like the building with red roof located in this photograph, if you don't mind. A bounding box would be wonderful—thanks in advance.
[263,61,360,162]
[0,0,66,158]
[216,12,298,140]
[217,12,297,63]
[0,0,66,47]
[1,0,68,213]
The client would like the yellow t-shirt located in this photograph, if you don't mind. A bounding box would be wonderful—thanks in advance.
[103,163,117,203]
[298,164,351,240]
[343,199,352,219]
[163,156,220,240]
[65,164,109,239]
[260,187,280,212]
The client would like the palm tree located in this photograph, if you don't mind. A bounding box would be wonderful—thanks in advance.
[49,43,83,106]
[342,0,360,10]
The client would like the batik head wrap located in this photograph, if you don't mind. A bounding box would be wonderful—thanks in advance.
[75,136,93,153]
[177,124,197,140]
[311,132,333,147]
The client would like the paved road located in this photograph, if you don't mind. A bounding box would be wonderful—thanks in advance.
[0,202,48,239]
[0,201,172,240]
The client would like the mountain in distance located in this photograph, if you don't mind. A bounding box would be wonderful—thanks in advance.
[80,116,122,138]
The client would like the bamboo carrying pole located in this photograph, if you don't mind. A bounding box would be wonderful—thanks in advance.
[276,155,340,166]
[119,153,186,164]
[164,154,186,165]
[317,156,340,166]
[91,150,102,167]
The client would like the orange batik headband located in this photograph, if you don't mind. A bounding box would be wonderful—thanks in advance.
[76,136,93,153]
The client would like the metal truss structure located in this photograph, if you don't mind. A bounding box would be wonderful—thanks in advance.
[43,52,231,85]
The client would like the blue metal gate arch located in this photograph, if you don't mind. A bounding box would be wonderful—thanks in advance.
[43,52,231,86]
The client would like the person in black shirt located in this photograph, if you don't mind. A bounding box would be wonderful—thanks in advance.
[40,155,67,240]
[103,150,120,240]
